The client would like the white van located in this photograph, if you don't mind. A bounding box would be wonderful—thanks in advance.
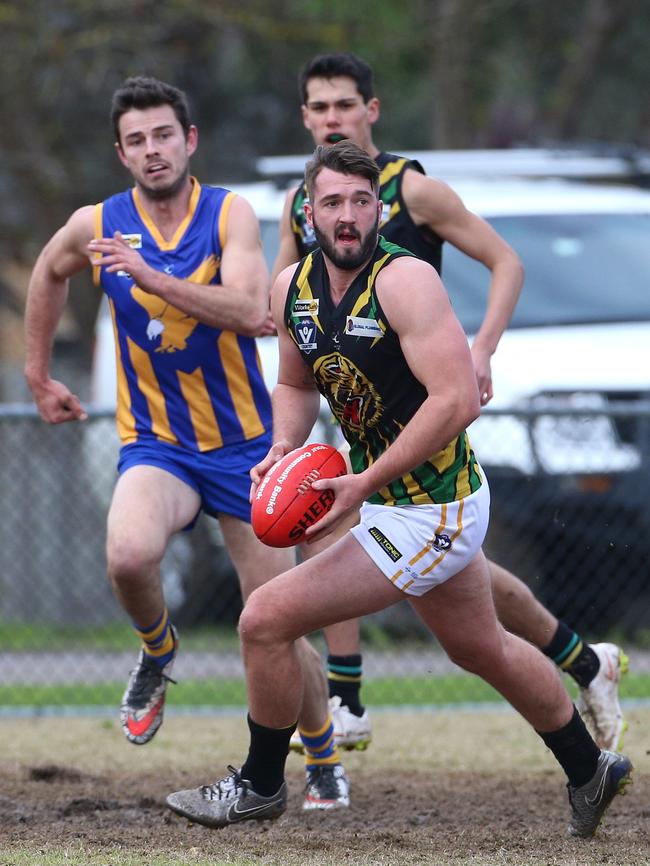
[90,154,650,628]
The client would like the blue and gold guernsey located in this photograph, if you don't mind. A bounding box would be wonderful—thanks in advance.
[284,237,482,506]
[93,179,271,452]
[291,152,444,273]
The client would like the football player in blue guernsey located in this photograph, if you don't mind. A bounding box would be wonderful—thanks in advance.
[24,76,350,810]
[274,53,627,757]
[166,142,632,835]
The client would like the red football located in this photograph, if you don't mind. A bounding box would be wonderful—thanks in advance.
[251,443,347,547]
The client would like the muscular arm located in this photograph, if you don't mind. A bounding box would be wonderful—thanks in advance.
[24,206,96,422]
[309,257,480,541]
[402,168,524,404]
[88,194,270,336]
[354,257,480,499]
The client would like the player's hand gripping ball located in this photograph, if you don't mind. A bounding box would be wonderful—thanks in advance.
[251,443,347,547]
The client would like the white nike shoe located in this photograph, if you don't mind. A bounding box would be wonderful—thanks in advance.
[577,643,628,751]
[289,696,373,754]
[329,696,372,751]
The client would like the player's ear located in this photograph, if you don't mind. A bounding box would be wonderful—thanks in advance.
[185,125,198,157]
[367,97,380,126]
[115,141,129,168]
[301,104,311,132]
[304,201,314,227]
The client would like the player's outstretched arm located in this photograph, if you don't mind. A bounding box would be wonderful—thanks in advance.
[24,206,95,423]
[402,169,524,405]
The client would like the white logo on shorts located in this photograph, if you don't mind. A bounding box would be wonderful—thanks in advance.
[428,533,452,551]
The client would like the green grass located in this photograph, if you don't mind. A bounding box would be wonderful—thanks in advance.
[1,672,648,709]
[0,621,242,652]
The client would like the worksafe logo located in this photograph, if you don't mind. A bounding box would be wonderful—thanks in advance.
[368,526,402,562]
[293,299,319,317]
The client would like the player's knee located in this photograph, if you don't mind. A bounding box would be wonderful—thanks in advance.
[238,588,282,647]
[445,636,505,677]
[106,536,163,586]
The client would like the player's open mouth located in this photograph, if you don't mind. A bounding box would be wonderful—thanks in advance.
[326,134,346,144]
[146,163,168,175]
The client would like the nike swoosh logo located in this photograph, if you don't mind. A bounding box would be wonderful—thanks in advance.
[125,697,164,736]
[227,798,283,822]
[585,768,608,807]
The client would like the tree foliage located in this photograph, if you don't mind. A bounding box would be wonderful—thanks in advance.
[1,0,649,263]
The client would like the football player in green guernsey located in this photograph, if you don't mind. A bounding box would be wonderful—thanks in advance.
[275,53,627,759]
[166,142,631,835]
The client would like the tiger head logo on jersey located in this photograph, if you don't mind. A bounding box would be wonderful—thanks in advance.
[314,353,383,431]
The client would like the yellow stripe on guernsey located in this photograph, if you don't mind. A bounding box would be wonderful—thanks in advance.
[217,191,234,246]
[218,331,263,435]
[109,298,137,442]
[349,252,390,319]
[454,436,483,498]
[349,252,390,349]
[378,158,408,187]
[126,337,178,443]
[296,255,325,333]
[132,180,202,250]
[92,203,104,286]
[177,368,223,449]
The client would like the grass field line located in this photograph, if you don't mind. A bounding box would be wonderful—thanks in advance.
[1,696,649,720]
[2,647,649,684]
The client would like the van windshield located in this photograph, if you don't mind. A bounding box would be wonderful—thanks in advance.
[443,213,650,333]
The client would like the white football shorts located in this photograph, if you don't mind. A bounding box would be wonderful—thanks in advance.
[349,477,490,597]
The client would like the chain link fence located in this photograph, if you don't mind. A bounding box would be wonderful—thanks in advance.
[1,403,648,714]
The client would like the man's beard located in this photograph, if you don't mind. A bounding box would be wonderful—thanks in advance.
[312,215,378,270]
[139,165,190,201]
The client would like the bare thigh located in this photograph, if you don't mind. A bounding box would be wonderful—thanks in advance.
[242,532,405,644]
[219,513,296,601]
[107,465,201,562]
[409,550,504,662]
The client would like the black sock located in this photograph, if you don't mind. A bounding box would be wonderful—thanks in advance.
[538,706,600,788]
[327,654,364,715]
[542,622,599,688]
[240,714,295,797]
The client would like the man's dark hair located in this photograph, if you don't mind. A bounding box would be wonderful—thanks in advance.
[299,53,375,104]
[111,76,192,144]
[305,141,379,203]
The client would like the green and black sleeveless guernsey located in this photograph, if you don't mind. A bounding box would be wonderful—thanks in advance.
[284,237,482,507]
[290,152,444,273]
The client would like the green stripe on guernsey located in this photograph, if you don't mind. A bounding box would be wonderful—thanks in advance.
[382,179,398,201]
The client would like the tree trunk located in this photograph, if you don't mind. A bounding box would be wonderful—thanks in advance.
[429,0,478,148]
[544,0,628,139]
